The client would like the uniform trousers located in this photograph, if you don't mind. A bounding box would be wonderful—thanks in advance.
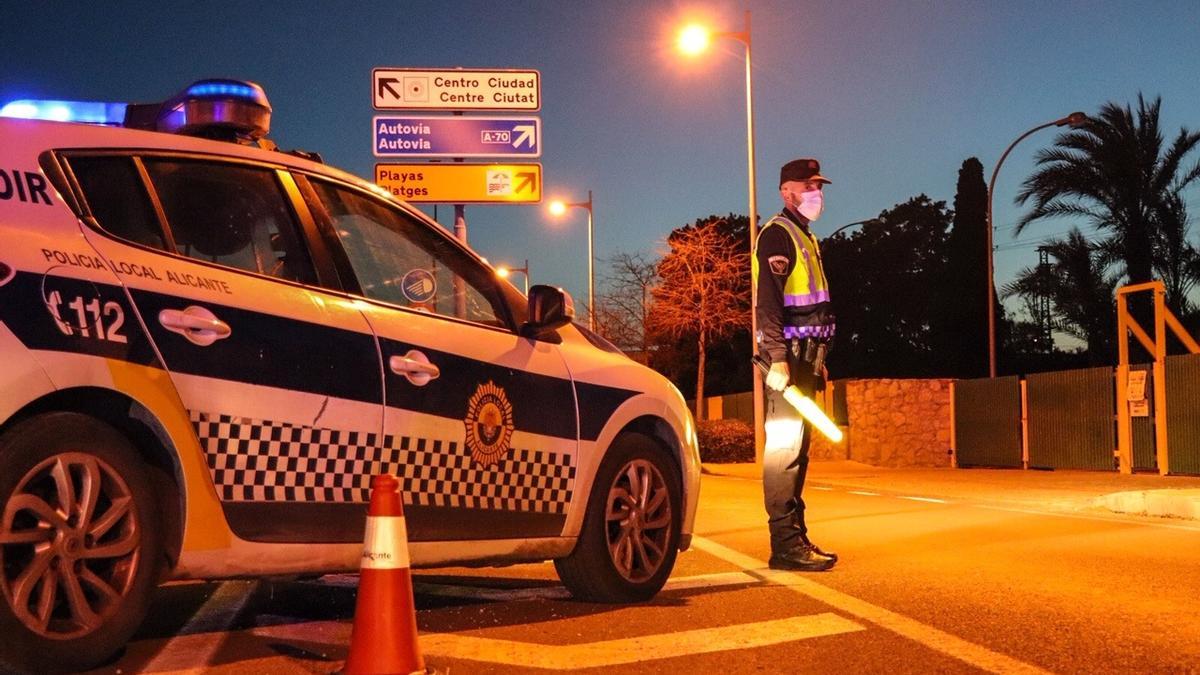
[762,339,818,555]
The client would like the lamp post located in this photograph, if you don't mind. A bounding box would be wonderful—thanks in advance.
[987,111,1088,377]
[496,259,530,295]
[548,190,595,331]
[825,218,879,241]
[679,10,763,456]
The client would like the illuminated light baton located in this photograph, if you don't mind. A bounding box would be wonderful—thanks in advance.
[752,355,844,443]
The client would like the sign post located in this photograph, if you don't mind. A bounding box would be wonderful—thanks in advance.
[371,67,544,256]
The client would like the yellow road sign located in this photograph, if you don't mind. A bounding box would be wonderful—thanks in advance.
[375,163,542,203]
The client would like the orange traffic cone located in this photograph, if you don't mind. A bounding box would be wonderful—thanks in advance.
[343,474,425,675]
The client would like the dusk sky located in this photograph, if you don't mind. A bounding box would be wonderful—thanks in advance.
[3,1,1198,320]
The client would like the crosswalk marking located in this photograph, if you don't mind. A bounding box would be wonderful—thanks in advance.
[692,536,1053,675]
[417,613,863,669]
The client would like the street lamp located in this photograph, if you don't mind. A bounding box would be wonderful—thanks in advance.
[987,111,1088,377]
[678,10,763,456]
[825,218,879,241]
[496,260,530,295]
[547,190,595,331]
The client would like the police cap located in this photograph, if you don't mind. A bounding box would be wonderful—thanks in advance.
[779,158,831,187]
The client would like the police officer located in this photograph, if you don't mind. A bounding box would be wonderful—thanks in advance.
[753,158,838,571]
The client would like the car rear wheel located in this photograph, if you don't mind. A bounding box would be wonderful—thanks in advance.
[0,413,163,674]
[555,432,681,602]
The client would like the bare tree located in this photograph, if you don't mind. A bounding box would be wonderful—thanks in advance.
[593,252,658,360]
[650,219,748,420]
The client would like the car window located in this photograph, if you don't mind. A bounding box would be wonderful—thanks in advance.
[67,155,166,250]
[143,158,315,284]
[305,178,511,328]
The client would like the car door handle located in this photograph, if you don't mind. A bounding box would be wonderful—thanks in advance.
[158,306,232,347]
[389,350,440,386]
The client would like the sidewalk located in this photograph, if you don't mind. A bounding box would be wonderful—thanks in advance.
[702,460,1200,521]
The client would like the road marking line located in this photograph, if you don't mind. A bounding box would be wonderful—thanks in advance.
[417,613,863,669]
[900,496,949,504]
[810,485,835,491]
[411,570,762,602]
[848,490,880,496]
[140,581,254,673]
[661,570,762,591]
[691,536,1053,675]
[140,623,348,675]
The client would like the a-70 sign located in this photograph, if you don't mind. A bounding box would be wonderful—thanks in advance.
[374,116,541,158]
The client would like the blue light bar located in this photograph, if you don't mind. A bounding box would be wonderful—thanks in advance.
[0,99,128,125]
[187,83,254,98]
[186,81,264,102]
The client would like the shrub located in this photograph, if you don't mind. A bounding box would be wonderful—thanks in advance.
[697,418,755,463]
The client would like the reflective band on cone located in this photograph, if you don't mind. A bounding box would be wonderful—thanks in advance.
[361,517,411,569]
[343,474,425,675]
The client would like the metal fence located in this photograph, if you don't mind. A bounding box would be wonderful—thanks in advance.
[1026,367,1116,471]
[953,376,1022,468]
[719,391,755,426]
[1166,354,1200,475]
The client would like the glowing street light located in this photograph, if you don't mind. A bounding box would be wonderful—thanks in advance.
[677,9,763,456]
[496,260,530,295]
[547,190,595,331]
[677,24,712,55]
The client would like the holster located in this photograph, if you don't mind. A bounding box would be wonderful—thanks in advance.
[787,339,825,396]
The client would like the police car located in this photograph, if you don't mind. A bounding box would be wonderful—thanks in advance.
[0,80,700,673]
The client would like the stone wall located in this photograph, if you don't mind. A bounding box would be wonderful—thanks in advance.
[698,378,955,467]
[843,378,953,467]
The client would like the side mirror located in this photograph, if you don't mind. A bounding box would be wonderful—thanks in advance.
[522,284,575,338]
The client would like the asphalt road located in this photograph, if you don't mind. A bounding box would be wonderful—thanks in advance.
[85,472,1200,674]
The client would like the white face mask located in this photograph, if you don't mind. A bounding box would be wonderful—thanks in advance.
[795,189,823,221]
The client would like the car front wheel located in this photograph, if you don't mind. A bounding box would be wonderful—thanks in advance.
[555,432,682,602]
[0,412,163,674]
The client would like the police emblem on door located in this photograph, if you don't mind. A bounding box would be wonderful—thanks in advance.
[464,381,514,466]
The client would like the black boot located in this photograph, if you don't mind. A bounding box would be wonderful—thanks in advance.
[790,515,839,563]
[769,542,836,571]
[802,535,838,562]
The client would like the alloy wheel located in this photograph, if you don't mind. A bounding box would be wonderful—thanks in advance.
[604,458,673,583]
[0,452,141,638]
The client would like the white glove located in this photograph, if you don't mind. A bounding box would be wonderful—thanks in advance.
[766,361,790,392]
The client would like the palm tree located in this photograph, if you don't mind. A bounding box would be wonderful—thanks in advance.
[1003,229,1119,363]
[1152,191,1199,315]
[1015,95,1200,290]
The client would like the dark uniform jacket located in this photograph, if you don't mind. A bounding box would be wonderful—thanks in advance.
[754,207,834,365]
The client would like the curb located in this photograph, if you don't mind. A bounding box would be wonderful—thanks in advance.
[1094,490,1200,520]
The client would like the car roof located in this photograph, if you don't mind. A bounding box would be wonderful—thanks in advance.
[0,116,360,185]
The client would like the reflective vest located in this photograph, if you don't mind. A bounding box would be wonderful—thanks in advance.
[752,215,832,340]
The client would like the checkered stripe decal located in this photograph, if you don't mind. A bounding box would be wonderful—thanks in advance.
[190,412,575,514]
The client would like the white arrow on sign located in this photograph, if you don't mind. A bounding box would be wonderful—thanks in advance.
[511,124,535,149]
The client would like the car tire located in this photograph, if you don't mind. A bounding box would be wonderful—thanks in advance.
[555,432,682,603]
[0,412,163,674]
